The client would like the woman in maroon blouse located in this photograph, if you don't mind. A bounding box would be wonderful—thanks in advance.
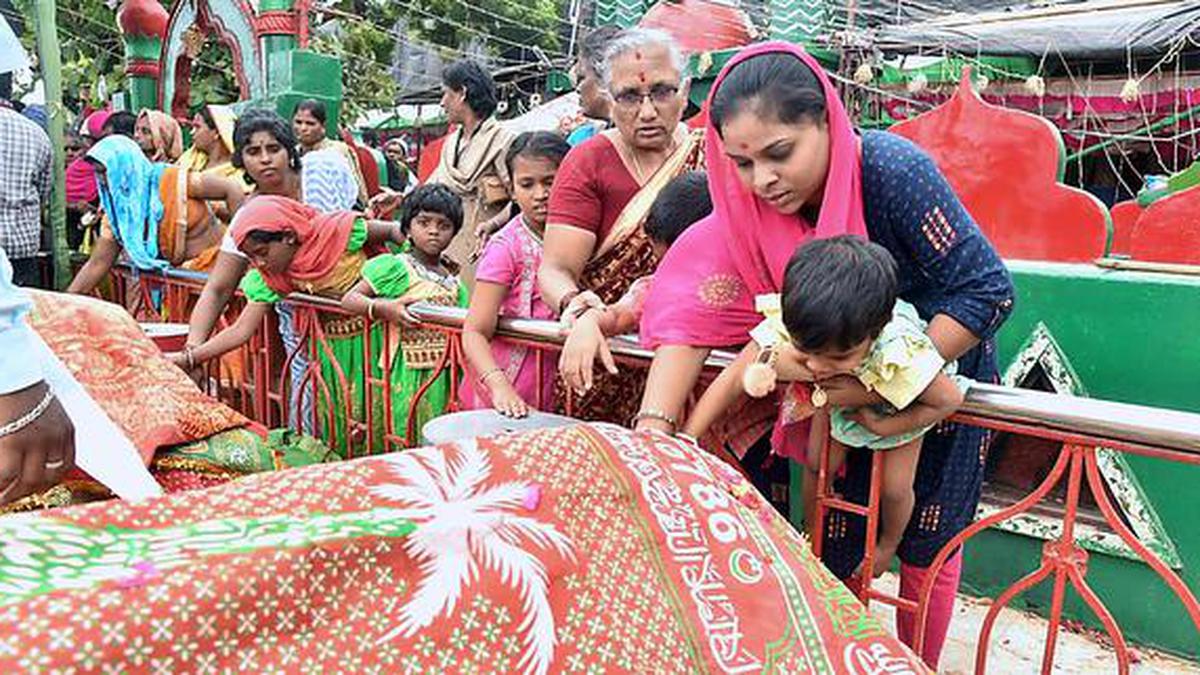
[538,27,703,421]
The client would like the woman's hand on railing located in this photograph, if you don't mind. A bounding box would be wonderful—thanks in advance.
[559,311,618,396]
[559,291,605,330]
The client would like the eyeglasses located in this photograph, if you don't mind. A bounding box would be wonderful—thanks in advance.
[612,84,680,110]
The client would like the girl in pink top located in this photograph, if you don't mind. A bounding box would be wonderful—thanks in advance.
[460,132,571,416]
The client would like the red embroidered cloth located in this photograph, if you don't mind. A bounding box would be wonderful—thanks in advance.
[0,424,926,673]
[26,291,248,465]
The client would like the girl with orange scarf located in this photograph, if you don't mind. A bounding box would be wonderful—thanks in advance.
[171,196,405,457]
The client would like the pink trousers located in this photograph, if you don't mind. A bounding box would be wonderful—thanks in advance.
[896,548,964,669]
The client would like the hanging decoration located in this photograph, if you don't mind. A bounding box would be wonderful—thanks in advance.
[1024,74,1046,97]
[181,25,207,59]
[1120,77,1141,103]
[853,62,874,84]
[906,72,928,94]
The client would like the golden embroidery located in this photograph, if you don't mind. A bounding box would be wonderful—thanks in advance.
[698,273,743,309]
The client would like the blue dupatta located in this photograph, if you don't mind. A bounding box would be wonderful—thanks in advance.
[87,135,169,271]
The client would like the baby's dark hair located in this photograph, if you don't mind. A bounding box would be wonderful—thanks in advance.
[504,131,570,177]
[782,235,897,353]
[400,183,464,235]
[644,170,712,247]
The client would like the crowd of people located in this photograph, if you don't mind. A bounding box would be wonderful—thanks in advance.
[0,26,1017,668]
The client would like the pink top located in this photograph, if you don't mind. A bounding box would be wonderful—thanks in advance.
[639,41,870,460]
[459,216,557,410]
[546,135,639,243]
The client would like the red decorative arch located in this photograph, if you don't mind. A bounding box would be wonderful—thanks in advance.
[1109,200,1142,256]
[891,72,1112,263]
[160,0,255,118]
[1125,187,1200,265]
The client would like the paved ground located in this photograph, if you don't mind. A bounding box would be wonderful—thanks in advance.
[868,572,1200,673]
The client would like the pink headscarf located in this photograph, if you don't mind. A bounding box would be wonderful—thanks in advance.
[84,110,112,139]
[68,110,114,203]
[641,41,867,349]
[639,41,869,460]
[65,158,98,203]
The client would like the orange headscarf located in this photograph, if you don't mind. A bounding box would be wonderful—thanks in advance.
[230,196,360,294]
[136,110,184,162]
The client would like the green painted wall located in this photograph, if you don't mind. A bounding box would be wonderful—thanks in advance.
[976,261,1200,658]
[790,261,1200,657]
[260,49,344,136]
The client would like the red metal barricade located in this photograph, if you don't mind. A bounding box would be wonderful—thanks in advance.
[105,265,1200,672]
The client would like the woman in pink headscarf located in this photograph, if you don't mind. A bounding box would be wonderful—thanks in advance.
[64,113,112,250]
[636,42,1015,668]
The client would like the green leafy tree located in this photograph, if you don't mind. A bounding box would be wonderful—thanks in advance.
[311,0,568,122]
[11,0,126,114]
[187,38,239,108]
[311,15,400,124]
[11,0,565,125]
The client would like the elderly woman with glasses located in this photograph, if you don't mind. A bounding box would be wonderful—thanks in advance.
[538,27,704,423]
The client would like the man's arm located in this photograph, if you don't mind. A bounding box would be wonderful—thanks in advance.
[0,249,75,504]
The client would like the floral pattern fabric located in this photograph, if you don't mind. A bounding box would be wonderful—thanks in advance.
[0,424,928,674]
[25,291,247,465]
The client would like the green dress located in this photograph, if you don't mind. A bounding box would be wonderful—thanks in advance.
[240,220,370,458]
[362,252,468,450]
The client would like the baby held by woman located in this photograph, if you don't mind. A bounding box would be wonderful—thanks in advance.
[687,235,970,576]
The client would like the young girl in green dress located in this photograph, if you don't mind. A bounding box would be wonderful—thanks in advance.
[171,196,405,457]
[341,184,468,448]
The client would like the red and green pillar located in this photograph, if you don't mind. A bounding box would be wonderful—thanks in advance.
[257,0,299,92]
[116,0,169,110]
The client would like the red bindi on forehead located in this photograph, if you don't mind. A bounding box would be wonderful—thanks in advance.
[739,143,749,150]
[639,71,647,82]
[634,50,642,60]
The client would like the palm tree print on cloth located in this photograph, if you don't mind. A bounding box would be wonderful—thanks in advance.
[372,437,575,675]
[0,425,927,673]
